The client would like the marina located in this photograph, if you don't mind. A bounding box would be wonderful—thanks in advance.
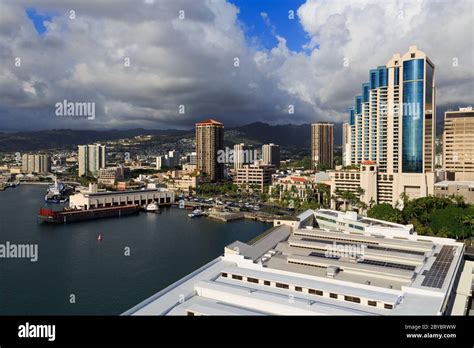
[0,184,271,314]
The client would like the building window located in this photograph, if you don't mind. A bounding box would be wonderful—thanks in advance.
[344,296,361,303]
[264,280,271,286]
[276,282,289,289]
[247,277,259,284]
[368,300,377,307]
[232,275,243,280]
[309,289,323,296]
[221,272,228,278]
[384,304,393,310]
[330,293,338,299]
[295,286,303,292]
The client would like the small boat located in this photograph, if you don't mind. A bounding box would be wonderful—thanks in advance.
[145,201,160,213]
[188,208,204,218]
[97,235,103,242]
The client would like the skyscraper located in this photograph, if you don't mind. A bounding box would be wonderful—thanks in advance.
[78,144,106,177]
[262,143,280,168]
[443,107,474,180]
[330,46,437,208]
[349,45,436,174]
[195,119,224,181]
[311,123,334,171]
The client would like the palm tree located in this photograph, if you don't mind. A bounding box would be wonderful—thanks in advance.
[399,192,410,208]
[461,214,474,235]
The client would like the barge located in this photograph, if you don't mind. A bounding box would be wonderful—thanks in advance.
[38,204,140,223]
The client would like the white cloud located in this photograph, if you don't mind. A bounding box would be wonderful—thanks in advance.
[0,0,472,131]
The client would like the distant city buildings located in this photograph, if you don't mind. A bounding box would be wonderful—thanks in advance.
[262,143,280,168]
[195,119,224,181]
[331,46,437,207]
[311,123,334,171]
[98,165,130,186]
[78,144,106,177]
[443,106,474,181]
[21,154,51,174]
[156,150,180,170]
[186,152,197,165]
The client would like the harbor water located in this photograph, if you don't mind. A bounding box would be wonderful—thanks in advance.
[0,184,271,314]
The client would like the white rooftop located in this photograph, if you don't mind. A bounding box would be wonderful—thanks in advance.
[124,209,465,316]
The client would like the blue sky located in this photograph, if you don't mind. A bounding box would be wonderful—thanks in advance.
[229,0,309,51]
[27,1,309,50]
[26,8,56,34]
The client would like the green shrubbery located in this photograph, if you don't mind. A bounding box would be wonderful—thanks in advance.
[367,195,473,239]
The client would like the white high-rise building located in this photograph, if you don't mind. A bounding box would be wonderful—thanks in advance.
[342,123,351,167]
[78,144,106,177]
[330,46,437,207]
[233,143,254,169]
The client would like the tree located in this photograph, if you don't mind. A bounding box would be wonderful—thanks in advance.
[367,203,402,223]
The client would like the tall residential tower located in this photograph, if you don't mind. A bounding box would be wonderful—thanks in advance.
[196,119,224,181]
[78,144,106,177]
[311,122,334,171]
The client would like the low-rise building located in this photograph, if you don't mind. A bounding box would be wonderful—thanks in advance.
[69,185,174,210]
[165,172,199,193]
[98,166,130,186]
[434,181,474,204]
[124,208,464,316]
[328,161,436,209]
[269,173,330,203]
[234,163,275,190]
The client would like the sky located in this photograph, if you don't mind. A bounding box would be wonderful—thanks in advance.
[0,0,473,131]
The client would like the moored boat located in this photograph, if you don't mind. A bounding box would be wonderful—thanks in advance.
[188,208,204,218]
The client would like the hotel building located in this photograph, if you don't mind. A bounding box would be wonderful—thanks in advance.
[124,209,464,316]
[195,119,224,181]
[443,106,474,181]
[332,46,436,206]
[311,123,334,171]
[78,144,106,177]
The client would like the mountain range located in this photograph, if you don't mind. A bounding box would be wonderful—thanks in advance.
[0,123,344,152]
